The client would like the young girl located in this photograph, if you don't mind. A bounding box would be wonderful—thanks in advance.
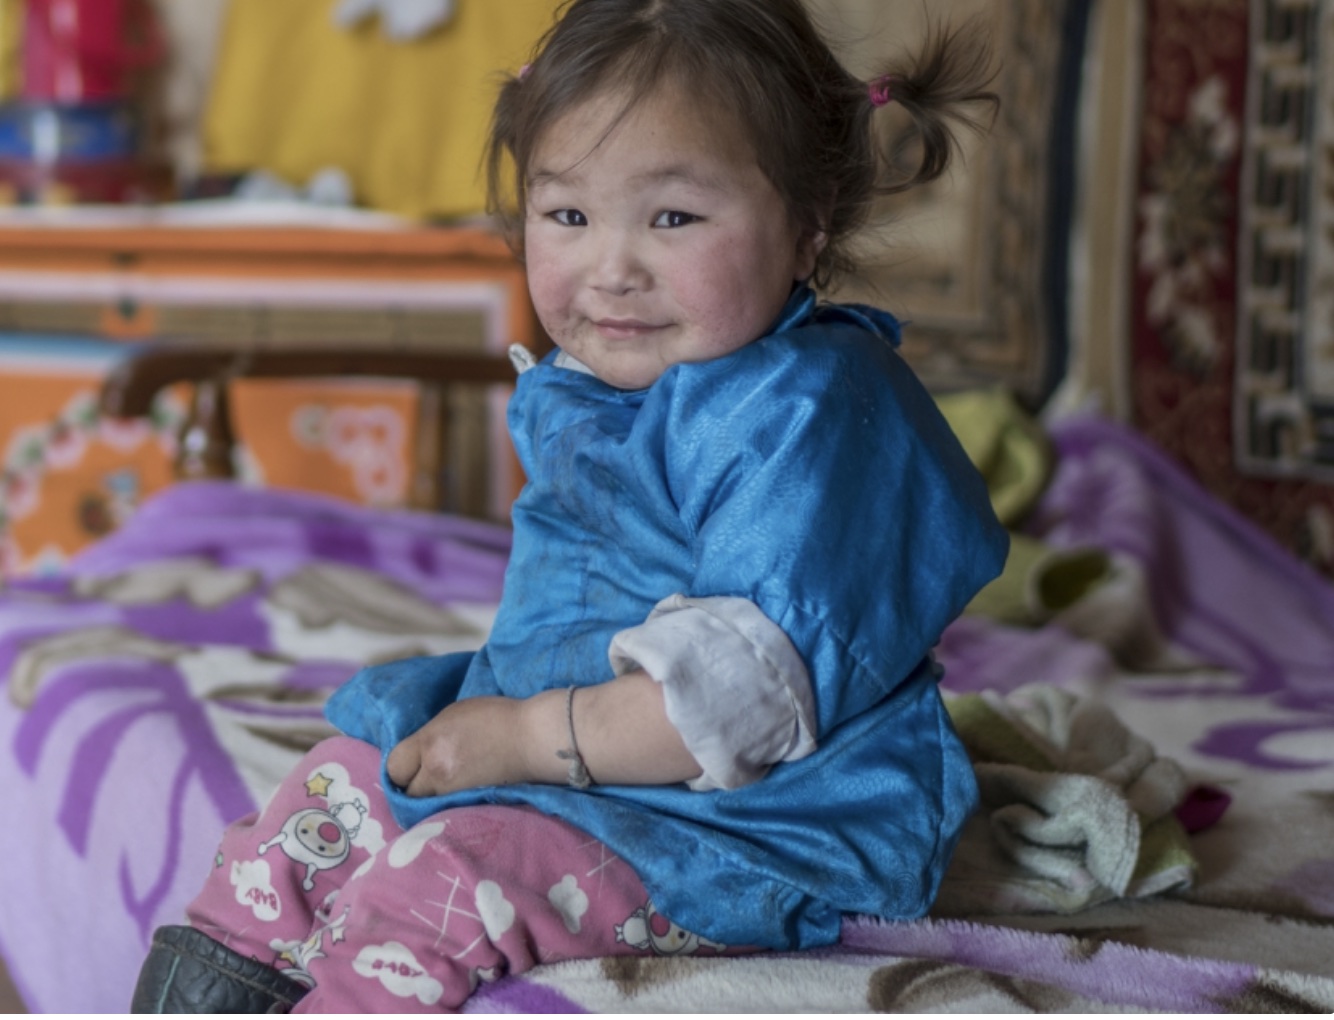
[132,0,1006,1012]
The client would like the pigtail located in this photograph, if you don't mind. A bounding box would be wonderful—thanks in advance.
[869,15,999,196]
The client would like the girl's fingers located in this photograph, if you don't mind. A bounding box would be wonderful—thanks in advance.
[386,736,420,792]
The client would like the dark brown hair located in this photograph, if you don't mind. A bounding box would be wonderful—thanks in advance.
[485,0,998,287]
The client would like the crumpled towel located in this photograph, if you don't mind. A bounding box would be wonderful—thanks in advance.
[934,684,1197,916]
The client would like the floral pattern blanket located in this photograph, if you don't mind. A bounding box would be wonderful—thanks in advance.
[2,414,1334,1013]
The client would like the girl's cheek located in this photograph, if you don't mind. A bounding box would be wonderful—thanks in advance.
[524,262,570,335]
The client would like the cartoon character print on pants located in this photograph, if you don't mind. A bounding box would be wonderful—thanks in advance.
[254,763,386,987]
[226,761,386,954]
[259,798,365,891]
[615,901,727,956]
[256,762,384,885]
[269,891,350,990]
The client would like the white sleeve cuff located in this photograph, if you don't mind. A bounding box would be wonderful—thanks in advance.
[608,594,818,791]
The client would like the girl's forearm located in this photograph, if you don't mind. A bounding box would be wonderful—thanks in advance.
[520,671,702,787]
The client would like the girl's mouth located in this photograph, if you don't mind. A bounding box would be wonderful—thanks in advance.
[594,319,664,341]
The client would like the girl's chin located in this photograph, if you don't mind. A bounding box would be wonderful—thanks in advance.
[597,368,664,391]
[560,347,668,391]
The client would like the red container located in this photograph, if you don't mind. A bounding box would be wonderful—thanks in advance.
[21,0,165,103]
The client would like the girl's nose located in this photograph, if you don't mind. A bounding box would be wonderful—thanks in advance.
[590,231,650,294]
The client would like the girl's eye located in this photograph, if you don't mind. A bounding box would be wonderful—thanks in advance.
[653,210,699,228]
[550,209,587,227]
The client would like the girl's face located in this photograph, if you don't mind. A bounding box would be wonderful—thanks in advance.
[523,83,823,390]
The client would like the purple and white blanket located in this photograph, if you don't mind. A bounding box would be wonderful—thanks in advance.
[3,414,1334,1013]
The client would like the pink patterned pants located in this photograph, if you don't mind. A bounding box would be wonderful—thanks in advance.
[185,735,722,1012]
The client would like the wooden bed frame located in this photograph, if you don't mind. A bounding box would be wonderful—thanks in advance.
[100,339,523,514]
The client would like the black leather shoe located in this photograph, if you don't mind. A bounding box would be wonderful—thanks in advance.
[131,925,308,1013]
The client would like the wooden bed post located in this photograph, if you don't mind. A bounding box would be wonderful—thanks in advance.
[178,376,239,481]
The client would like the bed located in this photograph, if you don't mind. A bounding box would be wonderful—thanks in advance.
[6,0,1334,1007]
[2,333,1334,1013]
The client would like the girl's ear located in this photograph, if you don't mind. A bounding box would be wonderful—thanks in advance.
[794,228,828,283]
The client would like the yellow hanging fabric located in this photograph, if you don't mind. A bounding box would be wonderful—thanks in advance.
[201,0,559,220]
[0,0,21,101]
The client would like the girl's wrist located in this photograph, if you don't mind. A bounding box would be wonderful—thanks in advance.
[518,687,568,786]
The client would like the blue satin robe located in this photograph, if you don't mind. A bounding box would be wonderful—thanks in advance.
[326,287,1008,949]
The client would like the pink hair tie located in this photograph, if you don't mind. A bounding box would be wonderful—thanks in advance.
[518,63,532,80]
[867,74,897,108]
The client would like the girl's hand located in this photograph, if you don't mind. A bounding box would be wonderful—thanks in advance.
[387,696,537,797]
[386,671,704,798]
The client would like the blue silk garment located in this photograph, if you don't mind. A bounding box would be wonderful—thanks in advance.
[326,286,1008,950]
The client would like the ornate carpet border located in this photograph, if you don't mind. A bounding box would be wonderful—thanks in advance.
[1235,0,1334,482]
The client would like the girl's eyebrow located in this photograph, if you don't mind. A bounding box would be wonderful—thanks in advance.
[527,167,567,189]
[628,165,730,191]
[527,163,730,192]
[526,176,565,200]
